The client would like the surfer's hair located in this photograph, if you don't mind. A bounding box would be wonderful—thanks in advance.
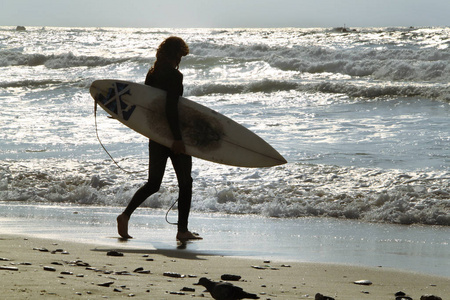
[153,36,189,70]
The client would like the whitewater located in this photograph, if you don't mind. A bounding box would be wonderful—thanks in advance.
[0,26,449,227]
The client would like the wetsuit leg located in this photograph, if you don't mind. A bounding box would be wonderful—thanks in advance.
[170,152,193,233]
[123,141,169,217]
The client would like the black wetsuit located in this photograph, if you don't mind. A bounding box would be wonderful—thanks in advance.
[123,63,192,233]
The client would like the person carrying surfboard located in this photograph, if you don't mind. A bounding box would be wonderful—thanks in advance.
[117,37,202,242]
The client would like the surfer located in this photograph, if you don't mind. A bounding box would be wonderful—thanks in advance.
[117,37,202,242]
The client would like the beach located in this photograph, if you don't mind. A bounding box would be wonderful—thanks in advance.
[1,233,449,300]
[0,26,449,299]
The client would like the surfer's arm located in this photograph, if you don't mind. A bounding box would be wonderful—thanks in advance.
[165,71,184,146]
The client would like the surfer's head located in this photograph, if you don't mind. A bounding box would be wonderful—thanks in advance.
[155,36,189,69]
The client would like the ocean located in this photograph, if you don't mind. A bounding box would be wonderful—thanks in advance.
[0,26,449,276]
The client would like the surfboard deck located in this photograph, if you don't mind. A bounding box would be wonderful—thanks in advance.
[89,80,286,167]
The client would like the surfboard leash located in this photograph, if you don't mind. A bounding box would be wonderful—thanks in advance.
[94,102,146,174]
[165,199,179,226]
[94,102,178,227]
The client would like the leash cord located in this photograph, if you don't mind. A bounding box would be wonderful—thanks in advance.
[94,103,145,174]
[94,102,177,225]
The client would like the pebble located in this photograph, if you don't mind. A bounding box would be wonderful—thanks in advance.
[107,251,124,257]
[169,291,185,295]
[0,258,10,261]
[73,260,90,267]
[61,271,73,275]
[354,280,372,285]
[251,265,266,270]
[163,272,185,278]
[420,296,442,300]
[115,271,132,275]
[221,274,241,281]
[43,266,56,272]
[97,281,114,287]
[315,293,335,300]
[0,266,19,271]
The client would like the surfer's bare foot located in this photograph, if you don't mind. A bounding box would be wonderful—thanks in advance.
[176,231,203,242]
[117,213,132,239]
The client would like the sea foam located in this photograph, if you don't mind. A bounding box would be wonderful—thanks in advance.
[1,160,448,226]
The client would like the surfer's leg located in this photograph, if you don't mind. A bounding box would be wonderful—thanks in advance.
[118,141,169,238]
[171,153,201,241]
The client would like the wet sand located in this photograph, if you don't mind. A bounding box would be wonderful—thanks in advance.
[0,234,448,299]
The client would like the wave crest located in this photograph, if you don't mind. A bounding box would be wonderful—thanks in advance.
[0,51,125,68]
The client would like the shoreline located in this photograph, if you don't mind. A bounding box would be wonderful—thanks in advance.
[1,234,448,299]
[1,204,450,278]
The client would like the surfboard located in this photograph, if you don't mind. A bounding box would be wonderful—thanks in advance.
[89,79,287,167]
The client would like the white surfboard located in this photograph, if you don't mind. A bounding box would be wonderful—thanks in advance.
[89,80,286,167]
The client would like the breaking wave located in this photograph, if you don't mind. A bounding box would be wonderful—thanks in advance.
[1,160,448,226]
[186,80,450,102]
[0,50,128,69]
[189,41,450,83]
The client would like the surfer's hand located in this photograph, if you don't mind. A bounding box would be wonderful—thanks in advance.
[171,140,185,155]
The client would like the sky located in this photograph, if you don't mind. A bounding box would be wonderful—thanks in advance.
[1,0,449,28]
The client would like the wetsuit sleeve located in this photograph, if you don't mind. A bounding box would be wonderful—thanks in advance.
[165,71,183,141]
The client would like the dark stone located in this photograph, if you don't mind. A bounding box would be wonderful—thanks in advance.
[97,281,114,287]
[163,272,184,278]
[221,274,242,281]
[115,271,132,275]
[60,271,73,275]
[315,293,335,300]
[106,251,124,256]
[420,296,443,300]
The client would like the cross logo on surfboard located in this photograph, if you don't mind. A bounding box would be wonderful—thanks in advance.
[96,82,136,121]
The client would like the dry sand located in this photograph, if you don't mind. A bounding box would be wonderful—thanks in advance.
[0,234,448,299]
